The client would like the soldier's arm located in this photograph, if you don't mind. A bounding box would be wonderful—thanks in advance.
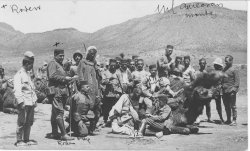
[233,68,240,93]
[13,73,24,105]
[48,62,67,83]
[152,105,171,121]
[141,77,153,97]
[77,60,85,81]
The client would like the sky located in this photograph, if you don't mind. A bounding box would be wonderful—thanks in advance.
[0,0,247,33]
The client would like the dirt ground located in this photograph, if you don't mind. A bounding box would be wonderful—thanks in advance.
[0,95,247,150]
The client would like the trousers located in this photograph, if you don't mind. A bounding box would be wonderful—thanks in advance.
[222,92,237,121]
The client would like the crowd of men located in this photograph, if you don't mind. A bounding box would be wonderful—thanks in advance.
[0,44,240,146]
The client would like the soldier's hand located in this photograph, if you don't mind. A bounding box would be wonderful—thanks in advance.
[65,76,72,81]
[18,102,25,110]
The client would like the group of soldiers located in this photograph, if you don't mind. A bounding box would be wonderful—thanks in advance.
[0,44,240,146]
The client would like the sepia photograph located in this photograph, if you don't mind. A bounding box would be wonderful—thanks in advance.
[0,0,247,150]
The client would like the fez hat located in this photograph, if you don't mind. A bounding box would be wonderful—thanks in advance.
[54,49,64,56]
[166,45,173,49]
[149,64,157,69]
[73,50,83,60]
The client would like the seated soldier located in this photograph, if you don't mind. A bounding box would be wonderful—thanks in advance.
[137,95,172,138]
[108,87,142,136]
[66,80,96,137]
[140,64,159,115]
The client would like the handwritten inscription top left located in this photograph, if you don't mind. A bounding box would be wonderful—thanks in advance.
[0,4,41,13]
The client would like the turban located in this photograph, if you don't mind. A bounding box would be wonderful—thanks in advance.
[54,49,64,56]
[159,77,170,87]
[87,46,97,54]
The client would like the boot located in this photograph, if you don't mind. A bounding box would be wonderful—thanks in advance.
[23,125,31,142]
[57,118,74,140]
[47,118,60,139]
[16,126,23,142]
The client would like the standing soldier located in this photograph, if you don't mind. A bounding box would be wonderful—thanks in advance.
[47,49,74,140]
[77,46,102,133]
[24,51,36,80]
[182,56,196,86]
[222,55,240,126]
[157,45,174,78]
[101,59,122,125]
[14,54,38,146]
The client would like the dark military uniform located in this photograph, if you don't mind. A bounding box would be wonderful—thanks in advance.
[68,92,94,137]
[47,59,69,135]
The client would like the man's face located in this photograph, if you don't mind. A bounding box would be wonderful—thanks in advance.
[137,61,144,71]
[149,67,157,77]
[26,63,34,71]
[199,60,206,69]
[55,54,64,64]
[74,54,82,64]
[134,89,142,98]
[0,68,4,76]
[184,59,190,67]
[80,85,90,93]
[109,62,117,71]
[176,58,182,65]
[121,62,127,70]
[225,57,232,67]
[129,61,136,71]
[86,51,96,62]
[165,48,173,56]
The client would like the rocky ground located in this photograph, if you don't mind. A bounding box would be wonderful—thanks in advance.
[0,95,247,150]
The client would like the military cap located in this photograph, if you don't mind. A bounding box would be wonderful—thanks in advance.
[149,64,157,69]
[213,58,223,67]
[54,49,64,56]
[184,55,190,60]
[166,45,173,49]
[175,56,182,60]
[109,59,117,64]
[24,51,35,58]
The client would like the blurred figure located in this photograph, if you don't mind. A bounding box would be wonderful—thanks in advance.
[36,61,48,80]
[170,56,184,77]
